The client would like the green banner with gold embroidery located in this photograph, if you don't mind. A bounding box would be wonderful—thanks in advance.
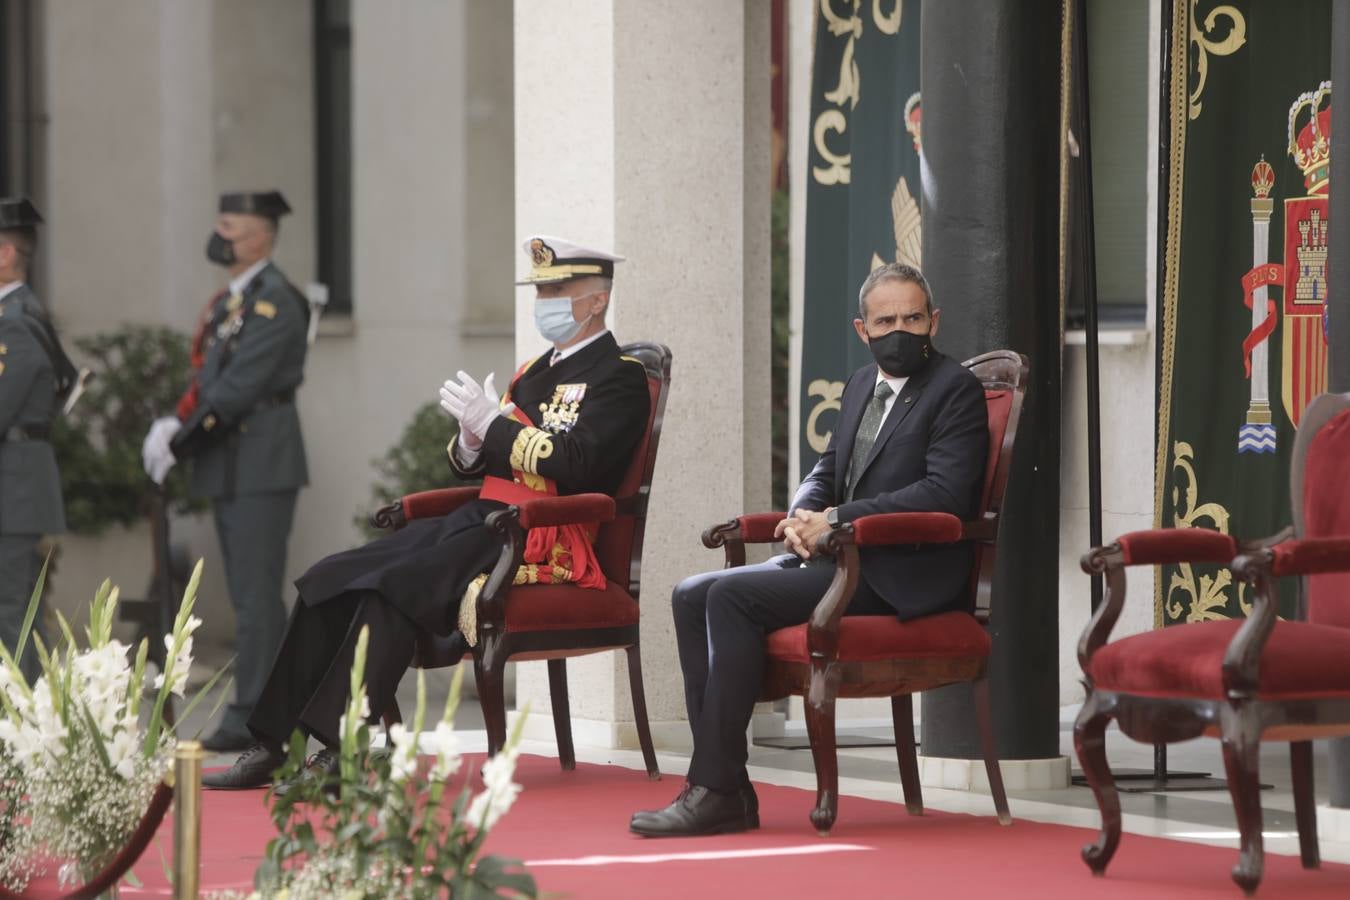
[798,0,920,473]
[1155,0,1333,624]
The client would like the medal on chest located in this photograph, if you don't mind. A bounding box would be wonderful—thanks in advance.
[213,293,246,344]
[537,383,587,432]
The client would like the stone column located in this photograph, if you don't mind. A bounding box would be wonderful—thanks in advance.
[512,0,771,752]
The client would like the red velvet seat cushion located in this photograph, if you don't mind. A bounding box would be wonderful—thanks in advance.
[765,612,991,664]
[503,581,638,633]
[1090,619,1350,699]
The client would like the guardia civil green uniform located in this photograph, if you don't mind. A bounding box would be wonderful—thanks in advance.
[171,191,309,747]
[0,199,73,683]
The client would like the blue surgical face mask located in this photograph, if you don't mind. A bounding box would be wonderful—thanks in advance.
[534,293,594,344]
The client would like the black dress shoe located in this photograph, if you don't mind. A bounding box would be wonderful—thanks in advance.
[202,743,286,790]
[200,726,256,753]
[272,747,341,800]
[631,781,759,832]
[629,784,758,837]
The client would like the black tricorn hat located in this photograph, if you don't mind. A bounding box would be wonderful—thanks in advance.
[0,197,43,230]
[218,190,291,220]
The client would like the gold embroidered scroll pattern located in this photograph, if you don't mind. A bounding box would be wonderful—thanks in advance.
[805,379,845,454]
[1165,440,1244,623]
[1188,0,1246,121]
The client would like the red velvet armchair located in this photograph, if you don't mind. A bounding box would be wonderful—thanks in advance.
[371,342,671,778]
[703,349,1028,833]
[1075,391,1350,892]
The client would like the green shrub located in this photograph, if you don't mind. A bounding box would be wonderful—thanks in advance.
[52,326,206,534]
[355,402,477,541]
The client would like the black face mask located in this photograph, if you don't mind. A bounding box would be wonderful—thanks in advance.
[205,231,236,266]
[867,328,933,378]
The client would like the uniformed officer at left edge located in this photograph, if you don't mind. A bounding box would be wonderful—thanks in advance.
[140,190,310,752]
[0,198,71,684]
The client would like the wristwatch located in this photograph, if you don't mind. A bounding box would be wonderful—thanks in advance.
[825,507,840,528]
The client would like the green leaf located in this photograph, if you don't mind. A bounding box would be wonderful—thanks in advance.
[14,549,50,663]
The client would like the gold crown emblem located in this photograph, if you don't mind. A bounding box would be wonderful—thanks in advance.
[529,239,556,268]
[1251,156,1274,199]
[1287,81,1331,194]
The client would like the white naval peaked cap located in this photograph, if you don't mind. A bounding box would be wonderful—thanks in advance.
[516,235,625,285]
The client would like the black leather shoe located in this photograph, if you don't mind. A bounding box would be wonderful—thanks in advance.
[202,743,285,790]
[629,784,757,837]
[272,747,340,800]
[200,725,256,753]
[631,781,759,832]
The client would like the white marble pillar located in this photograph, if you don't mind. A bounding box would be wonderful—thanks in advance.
[513,0,772,751]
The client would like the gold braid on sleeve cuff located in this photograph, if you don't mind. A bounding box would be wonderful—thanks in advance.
[508,427,555,475]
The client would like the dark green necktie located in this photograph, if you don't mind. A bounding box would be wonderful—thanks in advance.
[845,381,893,501]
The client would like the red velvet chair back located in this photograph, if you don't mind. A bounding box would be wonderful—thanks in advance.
[1292,395,1350,628]
[593,343,673,602]
[961,351,1029,622]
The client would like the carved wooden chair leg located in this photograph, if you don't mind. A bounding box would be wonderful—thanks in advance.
[1220,712,1266,894]
[1073,691,1121,875]
[804,664,842,836]
[972,677,1010,824]
[547,658,576,771]
[474,635,509,757]
[891,693,923,815]
[1290,740,1320,869]
[625,643,660,779]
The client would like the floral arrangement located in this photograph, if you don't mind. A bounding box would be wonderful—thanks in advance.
[255,626,535,899]
[0,559,223,892]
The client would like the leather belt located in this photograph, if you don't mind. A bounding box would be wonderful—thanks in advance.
[1,424,50,442]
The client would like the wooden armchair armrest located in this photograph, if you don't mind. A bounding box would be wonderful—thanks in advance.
[702,512,788,568]
[370,486,482,531]
[1076,527,1239,684]
[1233,536,1350,579]
[836,512,963,546]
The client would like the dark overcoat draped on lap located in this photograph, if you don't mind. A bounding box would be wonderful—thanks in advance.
[294,331,650,635]
[792,351,988,619]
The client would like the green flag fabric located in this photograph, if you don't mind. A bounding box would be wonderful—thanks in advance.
[799,0,921,473]
[1155,0,1333,624]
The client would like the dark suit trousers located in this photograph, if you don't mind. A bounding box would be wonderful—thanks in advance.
[213,489,298,734]
[247,589,418,749]
[673,554,894,791]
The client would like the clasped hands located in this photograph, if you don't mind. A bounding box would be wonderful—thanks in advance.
[438,371,516,449]
[774,507,837,560]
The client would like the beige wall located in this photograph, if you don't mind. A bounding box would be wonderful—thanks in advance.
[36,1,515,668]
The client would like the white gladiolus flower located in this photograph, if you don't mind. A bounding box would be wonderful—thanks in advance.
[466,748,521,830]
[154,631,195,697]
[387,723,418,783]
[427,721,461,781]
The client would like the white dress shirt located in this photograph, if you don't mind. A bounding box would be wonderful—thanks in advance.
[228,257,271,298]
[0,281,24,304]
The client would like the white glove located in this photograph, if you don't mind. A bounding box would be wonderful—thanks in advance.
[141,416,181,485]
[438,371,516,448]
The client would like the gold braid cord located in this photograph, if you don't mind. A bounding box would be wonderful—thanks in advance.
[457,542,578,646]
[509,427,554,475]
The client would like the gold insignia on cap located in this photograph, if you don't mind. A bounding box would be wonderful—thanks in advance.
[529,239,556,268]
[255,300,277,319]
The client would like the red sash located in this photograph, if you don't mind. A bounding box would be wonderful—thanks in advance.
[174,290,225,420]
[475,360,606,591]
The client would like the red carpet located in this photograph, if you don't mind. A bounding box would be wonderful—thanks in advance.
[22,754,1346,898]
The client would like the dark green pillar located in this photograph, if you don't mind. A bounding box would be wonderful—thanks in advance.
[918,0,1063,760]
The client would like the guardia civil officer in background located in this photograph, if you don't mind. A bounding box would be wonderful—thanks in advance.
[0,198,77,684]
[141,190,310,752]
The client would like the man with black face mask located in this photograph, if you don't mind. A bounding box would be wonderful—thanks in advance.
[631,262,988,837]
[140,190,310,753]
[201,235,650,793]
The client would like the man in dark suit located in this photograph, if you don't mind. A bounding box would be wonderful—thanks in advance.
[631,262,988,837]
[0,198,76,684]
[141,191,310,751]
[203,235,651,791]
